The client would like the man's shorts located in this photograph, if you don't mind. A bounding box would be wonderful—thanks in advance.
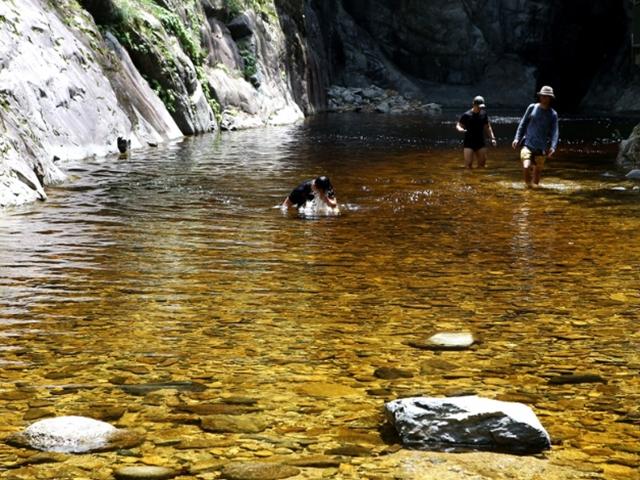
[520,146,546,169]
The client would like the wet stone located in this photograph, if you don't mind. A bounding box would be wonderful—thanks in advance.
[285,455,342,468]
[200,415,268,434]
[175,403,261,416]
[385,396,551,454]
[119,381,207,396]
[114,466,178,480]
[408,332,475,351]
[84,406,127,421]
[221,462,300,480]
[222,396,259,406]
[325,444,371,457]
[297,382,359,398]
[548,374,607,385]
[6,416,144,453]
[366,388,393,397]
[23,408,53,421]
[373,367,414,380]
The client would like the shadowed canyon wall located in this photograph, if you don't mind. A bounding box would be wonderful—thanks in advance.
[305,0,635,111]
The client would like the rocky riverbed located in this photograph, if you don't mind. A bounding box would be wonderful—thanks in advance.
[327,85,442,115]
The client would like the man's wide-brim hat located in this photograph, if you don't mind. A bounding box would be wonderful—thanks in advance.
[537,86,555,98]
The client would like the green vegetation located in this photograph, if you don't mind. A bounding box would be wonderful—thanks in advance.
[223,0,276,21]
[99,0,222,123]
[239,45,258,83]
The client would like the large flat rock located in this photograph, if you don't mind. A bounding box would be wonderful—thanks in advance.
[385,396,551,454]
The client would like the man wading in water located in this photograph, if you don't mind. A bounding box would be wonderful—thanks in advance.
[456,96,497,168]
[512,86,559,187]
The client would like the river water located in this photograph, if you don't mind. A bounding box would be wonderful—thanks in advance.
[0,113,639,479]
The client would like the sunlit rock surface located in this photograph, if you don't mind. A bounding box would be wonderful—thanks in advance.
[0,0,308,207]
[618,125,640,171]
[385,396,551,454]
[0,0,182,207]
[6,416,142,453]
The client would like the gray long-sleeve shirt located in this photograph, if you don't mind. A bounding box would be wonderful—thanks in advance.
[514,103,559,153]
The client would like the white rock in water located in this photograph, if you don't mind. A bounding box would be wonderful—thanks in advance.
[385,396,551,454]
[625,169,640,179]
[427,332,474,349]
[19,416,118,453]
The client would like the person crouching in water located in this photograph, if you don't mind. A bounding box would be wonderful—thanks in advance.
[282,176,339,212]
[456,96,497,168]
[512,86,559,188]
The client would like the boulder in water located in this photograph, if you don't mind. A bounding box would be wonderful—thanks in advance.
[6,416,143,453]
[625,169,640,179]
[385,396,551,454]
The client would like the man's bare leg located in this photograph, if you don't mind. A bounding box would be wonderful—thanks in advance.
[464,148,474,168]
[476,148,488,168]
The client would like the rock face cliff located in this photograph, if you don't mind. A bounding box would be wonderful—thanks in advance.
[0,0,311,207]
[307,0,632,111]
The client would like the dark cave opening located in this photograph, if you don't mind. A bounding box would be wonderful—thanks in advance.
[535,0,629,111]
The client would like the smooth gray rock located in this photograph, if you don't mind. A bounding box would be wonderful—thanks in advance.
[625,169,640,179]
[385,396,551,454]
[6,416,143,453]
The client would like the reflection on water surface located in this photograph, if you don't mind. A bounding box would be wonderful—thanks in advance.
[0,114,639,478]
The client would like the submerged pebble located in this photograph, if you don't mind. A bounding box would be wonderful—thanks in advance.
[221,462,300,480]
[114,466,178,480]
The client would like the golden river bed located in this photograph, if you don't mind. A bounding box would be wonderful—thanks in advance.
[0,114,638,479]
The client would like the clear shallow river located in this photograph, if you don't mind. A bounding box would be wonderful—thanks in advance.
[0,113,639,479]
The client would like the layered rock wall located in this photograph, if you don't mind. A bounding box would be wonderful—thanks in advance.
[0,0,314,207]
[0,0,182,207]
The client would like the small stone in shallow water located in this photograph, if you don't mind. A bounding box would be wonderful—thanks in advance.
[410,332,475,350]
[285,455,342,468]
[548,374,606,385]
[325,444,371,457]
[373,367,414,380]
[114,466,178,480]
[200,415,268,434]
[297,382,359,398]
[221,462,300,480]
[119,381,207,396]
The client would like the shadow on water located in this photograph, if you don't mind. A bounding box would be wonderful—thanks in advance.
[0,113,639,477]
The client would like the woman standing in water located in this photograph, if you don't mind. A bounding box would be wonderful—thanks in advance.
[456,96,497,168]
